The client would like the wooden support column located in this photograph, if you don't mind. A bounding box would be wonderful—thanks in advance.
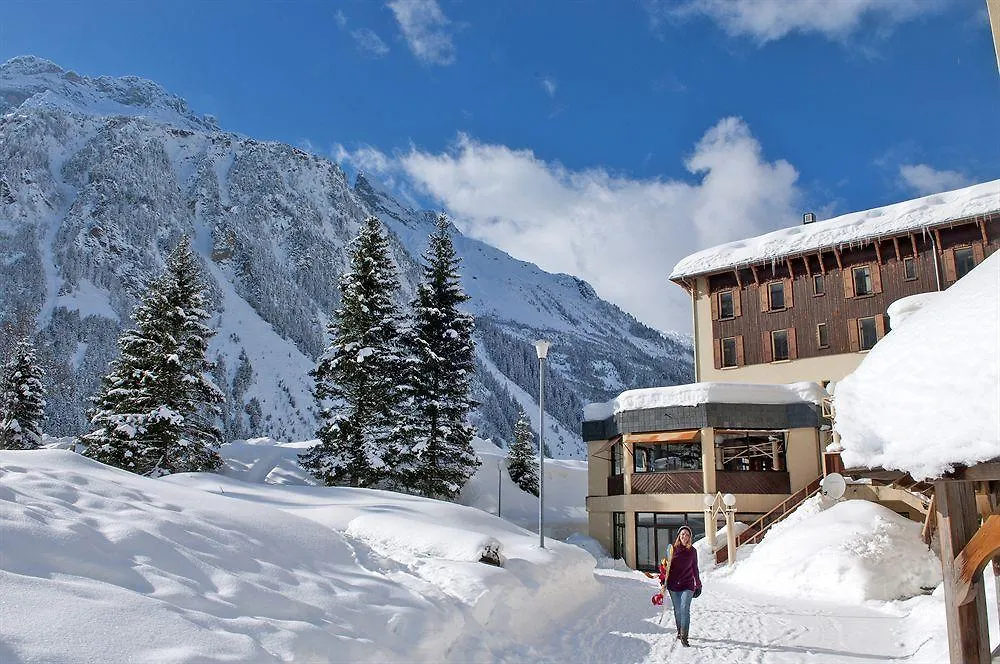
[734,269,743,289]
[750,264,760,285]
[892,237,901,261]
[874,240,883,265]
[936,480,991,663]
[817,252,826,274]
[979,218,990,245]
[786,257,795,279]
[909,233,920,257]
[833,246,843,270]
[803,256,812,277]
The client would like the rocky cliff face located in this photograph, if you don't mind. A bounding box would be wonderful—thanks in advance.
[0,56,692,457]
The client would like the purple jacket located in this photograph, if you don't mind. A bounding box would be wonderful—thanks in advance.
[665,545,701,593]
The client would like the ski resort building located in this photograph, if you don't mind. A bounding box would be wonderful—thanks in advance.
[583,383,826,571]
[668,180,1000,385]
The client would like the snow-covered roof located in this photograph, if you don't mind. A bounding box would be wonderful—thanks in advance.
[584,381,826,422]
[835,250,1000,480]
[670,180,1000,280]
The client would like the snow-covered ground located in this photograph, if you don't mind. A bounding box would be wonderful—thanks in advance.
[2,438,983,662]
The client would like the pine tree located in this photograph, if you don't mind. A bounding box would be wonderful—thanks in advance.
[0,338,47,450]
[506,409,539,496]
[403,214,480,499]
[82,235,224,476]
[301,217,409,488]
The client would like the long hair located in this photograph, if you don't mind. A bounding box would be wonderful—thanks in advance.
[673,526,693,550]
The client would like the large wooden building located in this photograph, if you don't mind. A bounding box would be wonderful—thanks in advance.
[668,180,1000,385]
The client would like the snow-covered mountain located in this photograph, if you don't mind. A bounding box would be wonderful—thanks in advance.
[0,55,692,457]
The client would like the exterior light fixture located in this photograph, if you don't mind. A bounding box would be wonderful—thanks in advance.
[534,340,552,548]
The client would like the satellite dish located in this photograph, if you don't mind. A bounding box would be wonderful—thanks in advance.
[820,473,846,500]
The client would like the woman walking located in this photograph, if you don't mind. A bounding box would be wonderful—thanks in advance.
[664,525,701,647]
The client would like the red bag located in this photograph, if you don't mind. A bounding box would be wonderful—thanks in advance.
[651,592,664,606]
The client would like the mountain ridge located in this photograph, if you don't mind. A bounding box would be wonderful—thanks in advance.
[0,55,693,458]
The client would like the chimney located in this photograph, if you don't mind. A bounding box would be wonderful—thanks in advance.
[802,212,817,224]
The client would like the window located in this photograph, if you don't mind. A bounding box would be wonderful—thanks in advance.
[612,512,626,560]
[633,443,701,473]
[718,290,735,319]
[903,257,917,280]
[817,323,829,349]
[715,431,787,472]
[771,329,789,361]
[768,281,785,310]
[721,337,738,368]
[853,266,873,296]
[813,273,825,295]
[635,513,706,571]
[955,247,976,279]
[611,442,623,476]
[858,316,878,351]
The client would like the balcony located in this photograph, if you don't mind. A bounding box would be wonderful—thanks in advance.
[716,470,791,495]
[630,471,703,494]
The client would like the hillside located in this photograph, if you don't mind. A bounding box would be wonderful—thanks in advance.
[0,55,692,457]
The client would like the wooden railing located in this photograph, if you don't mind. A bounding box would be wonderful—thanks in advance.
[630,471,703,495]
[715,475,823,564]
[716,470,790,495]
[607,475,624,496]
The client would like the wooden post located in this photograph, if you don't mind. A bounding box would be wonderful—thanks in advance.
[936,480,990,663]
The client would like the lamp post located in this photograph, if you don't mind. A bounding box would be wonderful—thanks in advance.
[497,460,503,518]
[703,494,717,551]
[534,339,551,548]
[723,493,737,566]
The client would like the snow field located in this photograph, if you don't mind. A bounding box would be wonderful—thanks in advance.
[1,449,597,663]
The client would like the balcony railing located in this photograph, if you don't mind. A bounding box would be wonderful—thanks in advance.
[630,471,703,494]
[716,470,791,495]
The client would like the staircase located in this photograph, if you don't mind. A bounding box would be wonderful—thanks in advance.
[714,475,823,565]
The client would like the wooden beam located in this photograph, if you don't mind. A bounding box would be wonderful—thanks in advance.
[944,461,1000,482]
[954,515,1000,606]
[921,493,936,546]
[833,246,843,270]
[786,257,795,279]
[933,228,943,251]
[749,264,760,285]
[803,255,811,278]
[817,252,826,274]
[935,480,990,663]
[910,233,920,257]
[979,218,990,245]
[734,269,743,289]
[874,240,883,265]
[892,236,901,261]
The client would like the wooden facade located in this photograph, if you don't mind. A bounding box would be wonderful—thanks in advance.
[698,215,999,370]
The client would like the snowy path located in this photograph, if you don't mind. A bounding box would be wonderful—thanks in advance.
[523,569,939,663]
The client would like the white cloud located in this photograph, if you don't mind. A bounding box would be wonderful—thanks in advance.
[352,28,390,57]
[899,164,972,196]
[387,0,455,65]
[335,10,348,29]
[338,118,802,333]
[541,77,557,98]
[653,0,945,44]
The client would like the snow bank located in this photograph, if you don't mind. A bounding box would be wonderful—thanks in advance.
[219,437,318,485]
[346,514,503,563]
[886,292,942,328]
[670,179,999,279]
[836,251,1000,479]
[726,498,941,602]
[1,449,598,663]
[584,381,825,421]
[694,521,750,572]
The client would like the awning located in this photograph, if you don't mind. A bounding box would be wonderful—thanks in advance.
[623,429,701,444]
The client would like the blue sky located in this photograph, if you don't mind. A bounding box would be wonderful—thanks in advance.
[2,0,998,331]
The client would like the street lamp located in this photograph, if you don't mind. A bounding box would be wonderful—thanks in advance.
[497,460,503,518]
[534,339,551,548]
[722,493,737,566]
[703,494,717,551]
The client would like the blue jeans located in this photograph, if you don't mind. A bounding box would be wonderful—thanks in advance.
[669,590,693,631]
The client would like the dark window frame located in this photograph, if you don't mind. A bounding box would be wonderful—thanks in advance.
[635,512,706,571]
[718,290,735,319]
[611,442,624,476]
[771,329,790,361]
[612,512,626,560]
[955,246,976,280]
[768,281,786,310]
[721,337,738,368]
[633,442,702,473]
[812,273,825,296]
[903,256,917,281]
[858,316,878,351]
[853,265,873,297]
[817,322,829,349]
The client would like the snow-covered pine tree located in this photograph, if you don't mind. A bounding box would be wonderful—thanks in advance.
[0,337,47,450]
[301,216,409,488]
[403,214,480,499]
[82,235,224,475]
[506,409,539,497]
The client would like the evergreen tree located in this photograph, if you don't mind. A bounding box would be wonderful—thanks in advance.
[301,217,409,488]
[404,214,480,499]
[506,409,538,497]
[82,236,224,476]
[0,337,47,450]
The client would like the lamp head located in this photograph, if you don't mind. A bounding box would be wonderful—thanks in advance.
[723,493,737,508]
[703,494,715,508]
[534,340,552,359]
